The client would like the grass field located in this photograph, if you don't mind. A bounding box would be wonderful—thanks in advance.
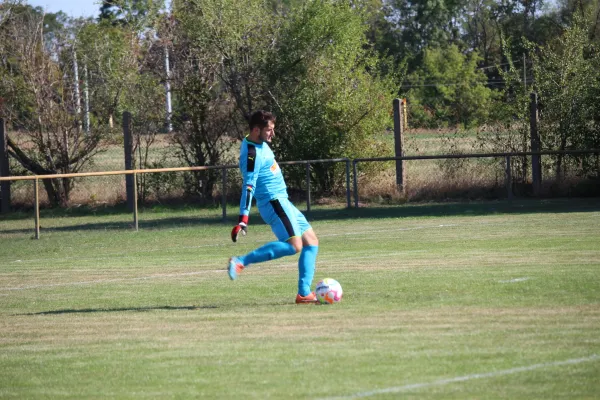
[1,198,599,398]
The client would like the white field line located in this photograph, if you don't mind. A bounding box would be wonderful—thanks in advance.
[499,277,531,283]
[323,355,600,400]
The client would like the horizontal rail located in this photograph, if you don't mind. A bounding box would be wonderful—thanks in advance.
[279,158,349,165]
[0,158,354,238]
[2,152,597,182]
[0,164,238,182]
[353,149,600,163]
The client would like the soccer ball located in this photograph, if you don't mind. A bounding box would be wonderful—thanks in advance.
[315,278,343,304]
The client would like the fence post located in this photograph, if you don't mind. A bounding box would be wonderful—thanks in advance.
[530,92,542,195]
[393,99,405,192]
[123,112,134,212]
[133,172,138,231]
[345,159,351,209]
[353,160,359,208]
[221,167,227,222]
[34,178,40,239]
[0,118,11,213]
[505,155,513,201]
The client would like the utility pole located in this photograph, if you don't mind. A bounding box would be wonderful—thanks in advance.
[164,46,173,132]
[73,49,81,128]
[84,64,90,133]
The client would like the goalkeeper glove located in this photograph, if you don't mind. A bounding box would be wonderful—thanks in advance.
[231,215,249,242]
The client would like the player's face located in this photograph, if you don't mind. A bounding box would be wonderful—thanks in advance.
[259,121,275,143]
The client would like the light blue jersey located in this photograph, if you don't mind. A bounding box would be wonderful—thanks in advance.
[238,137,311,242]
[239,137,288,215]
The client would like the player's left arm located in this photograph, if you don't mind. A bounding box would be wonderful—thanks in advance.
[232,145,260,242]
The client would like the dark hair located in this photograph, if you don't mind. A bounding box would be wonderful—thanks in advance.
[246,110,276,130]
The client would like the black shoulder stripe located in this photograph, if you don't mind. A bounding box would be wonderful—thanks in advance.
[247,145,256,172]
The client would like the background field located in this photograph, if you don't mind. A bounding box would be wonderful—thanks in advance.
[1,198,599,398]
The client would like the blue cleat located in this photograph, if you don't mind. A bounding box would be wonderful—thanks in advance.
[228,257,244,280]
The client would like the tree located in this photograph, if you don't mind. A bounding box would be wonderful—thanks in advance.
[168,0,397,197]
[265,0,398,193]
[0,4,105,206]
[99,0,164,28]
[168,0,268,198]
[529,14,600,179]
[385,0,468,62]
[404,45,497,128]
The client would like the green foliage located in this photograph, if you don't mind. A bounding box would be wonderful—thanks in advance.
[386,0,467,58]
[169,0,398,196]
[99,0,164,28]
[405,45,497,128]
[167,0,270,198]
[265,0,398,193]
[528,14,600,179]
[474,34,534,186]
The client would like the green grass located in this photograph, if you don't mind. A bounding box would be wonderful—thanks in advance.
[1,199,599,399]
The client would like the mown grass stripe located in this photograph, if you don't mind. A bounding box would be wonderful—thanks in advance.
[326,355,600,399]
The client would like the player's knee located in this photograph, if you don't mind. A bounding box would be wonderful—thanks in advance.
[302,231,318,247]
[287,237,303,253]
[291,242,303,253]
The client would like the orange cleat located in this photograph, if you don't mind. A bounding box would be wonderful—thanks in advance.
[295,292,318,304]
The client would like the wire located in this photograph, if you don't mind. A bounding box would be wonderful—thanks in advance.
[401,78,534,88]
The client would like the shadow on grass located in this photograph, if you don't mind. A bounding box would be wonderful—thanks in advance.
[18,305,218,316]
[2,198,599,235]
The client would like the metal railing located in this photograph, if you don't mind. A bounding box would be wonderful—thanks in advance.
[352,150,600,207]
[1,150,598,238]
[0,158,352,239]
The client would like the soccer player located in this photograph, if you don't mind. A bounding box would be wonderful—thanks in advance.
[228,110,319,304]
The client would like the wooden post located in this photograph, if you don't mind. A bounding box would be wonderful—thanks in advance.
[530,92,541,195]
[123,112,134,212]
[133,172,138,231]
[34,178,40,239]
[506,155,513,201]
[0,118,11,213]
[345,160,351,209]
[393,98,405,191]
[353,160,359,208]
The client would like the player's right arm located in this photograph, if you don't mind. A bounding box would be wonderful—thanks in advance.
[232,141,260,242]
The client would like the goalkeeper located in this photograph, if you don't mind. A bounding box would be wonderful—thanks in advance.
[228,110,319,304]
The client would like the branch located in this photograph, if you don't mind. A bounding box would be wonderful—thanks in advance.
[6,135,52,175]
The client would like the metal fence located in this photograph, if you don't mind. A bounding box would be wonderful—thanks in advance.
[352,149,600,207]
[0,159,352,239]
[0,150,598,239]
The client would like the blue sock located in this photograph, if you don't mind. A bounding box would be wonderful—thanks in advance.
[240,241,297,266]
[298,245,318,296]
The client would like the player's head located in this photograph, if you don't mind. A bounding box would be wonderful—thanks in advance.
[248,110,276,143]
